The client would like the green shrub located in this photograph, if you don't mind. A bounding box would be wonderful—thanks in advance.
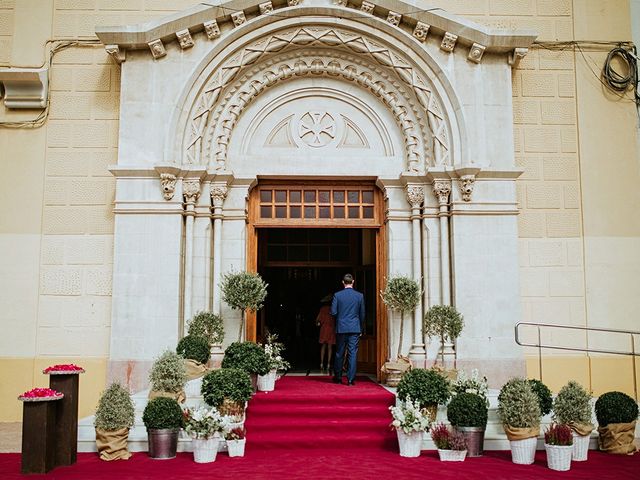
[176,335,210,365]
[397,368,450,407]
[595,391,639,427]
[142,397,183,430]
[552,381,592,425]
[149,350,187,393]
[381,276,421,359]
[528,379,553,416]
[447,392,488,428]
[498,378,541,429]
[94,383,135,431]
[221,271,268,341]
[187,311,225,346]
[222,341,270,376]
[423,305,464,364]
[201,368,253,408]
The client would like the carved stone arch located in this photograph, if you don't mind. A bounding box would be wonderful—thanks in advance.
[205,50,427,171]
[167,11,466,170]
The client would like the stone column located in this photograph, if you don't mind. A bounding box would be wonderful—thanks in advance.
[183,179,201,328]
[210,183,228,315]
[433,180,452,305]
[406,184,426,365]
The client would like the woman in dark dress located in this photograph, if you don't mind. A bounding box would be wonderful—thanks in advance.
[316,295,336,373]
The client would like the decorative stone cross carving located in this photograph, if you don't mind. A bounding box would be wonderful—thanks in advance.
[405,185,425,209]
[298,112,336,147]
[433,180,451,205]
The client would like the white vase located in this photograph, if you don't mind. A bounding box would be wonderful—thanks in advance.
[396,429,423,457]
[437,449,467,462]
[184,377,203,398]
[257,369,277,392]
[572,431,589,461]
[227,438,246,457]
[545,444,573,471]
[509,437,537,465]
[192,437,219,463]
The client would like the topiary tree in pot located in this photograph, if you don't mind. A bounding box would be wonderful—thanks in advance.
[142,397,184,459]
[423,305,464,366]
[380,276,421,360]
[528,378,553,417]
[396,368,450,422]
[498,377,541,465]
[221,271,268,341]
[222,341,270,391]
[187,311,225,367]
[594,391,639,454]
[201,368,253,421]
[447,392,488,457]
[552,380,593,461]
[94,383,135,461]
[148,350,187,403]
[176,335,210,381]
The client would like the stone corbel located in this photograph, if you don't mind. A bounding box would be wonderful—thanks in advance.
[440,32,458,53]
[259,1,274,14]
[413,22,430,42]
[203,20,220,39]
[148,39,166,59]
[386,11,402,27]
[105,45,126,64]
[509,48,529,68]
[360,1,374,13]
[454,167,481,202]
[0,67,48,109]
[154,165,181,201]
[176,29,194,49]
[231,11,246,26]
[468,43,486,64]
[287,0,301,5]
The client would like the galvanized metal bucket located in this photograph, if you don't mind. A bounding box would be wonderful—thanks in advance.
[147,428,179,459]
[456,426,485,457]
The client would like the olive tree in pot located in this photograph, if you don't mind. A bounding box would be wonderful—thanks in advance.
[497,378,541,465]
[148,350,187,403]
[423,305,464,369]
[94,383,135,461]
[447,392,488,457]
[177,335,210,397]
[201,368,253,425]
[221,271,268,341]
[396,368,450,423]
[188,311,225,367]
[142,397,184,459]
[222,341,270,392]
[595,391,639,454]
[380,276,421,361]
[552,381,593,461]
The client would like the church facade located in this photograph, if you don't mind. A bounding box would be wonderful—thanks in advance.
[0,0,638,421]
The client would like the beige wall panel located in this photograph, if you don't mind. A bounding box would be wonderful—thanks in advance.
[10,0,52,67]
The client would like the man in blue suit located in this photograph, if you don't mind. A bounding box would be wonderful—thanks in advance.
[331,273,365,386]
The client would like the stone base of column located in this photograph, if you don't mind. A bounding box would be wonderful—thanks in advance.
[408,344,427,369]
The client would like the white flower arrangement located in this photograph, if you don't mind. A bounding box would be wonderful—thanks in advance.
[262,334,291,371]
[183,405,232,440]
[452,369,489,405]
[389,397,431,434]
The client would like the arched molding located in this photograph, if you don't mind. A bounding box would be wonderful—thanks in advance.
[165,9,467,171]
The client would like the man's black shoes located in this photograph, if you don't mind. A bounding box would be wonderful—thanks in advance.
[332,377,342,384]
[347,380,356,386]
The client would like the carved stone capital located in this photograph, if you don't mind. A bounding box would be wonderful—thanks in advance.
[183,179,201,204]
[509,47,529,68]
[433,180,451,205]
[360,1,374,13]
[176,29,194,49]
[160,173,177,201]
[405,185,424,209]
[105,45,125,64]
[413,22,430,42]
[440,32,458,53]
[386,11,402,26]
[231,11,246,26]
[468,43,486,64]
[460,175,475,202]
[259,1,274,14]
[203,20,220,39]
[210,184,229,208]
[148,39,166,59]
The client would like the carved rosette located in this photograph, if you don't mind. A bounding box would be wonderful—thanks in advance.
[405,185,425,210]
[176,29,194,49]
[460,175,475,202]
[433,180,451,205]
[148,39,166,59]
[468,43,486,64]
[183,179,201,205]
[210,184,229,209]
[160,173,177,201]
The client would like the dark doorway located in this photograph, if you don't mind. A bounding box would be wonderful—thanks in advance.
[257,228,377,373]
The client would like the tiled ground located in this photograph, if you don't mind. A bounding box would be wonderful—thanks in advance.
[0,423,20,453]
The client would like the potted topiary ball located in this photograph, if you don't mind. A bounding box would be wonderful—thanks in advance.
[201,368,253,425]
[94,383,135,461]
[423,305,464,368]
[188,311,225,367]
[447,392,488,457]
[221,271,268,341]
[380,276,421,360]
[177,335,211,397]
[142,397,184,459]
[552,381,593,461]
[396,368,450,422]
[595,391,639,454]
[222,341,270,391]
[148,350,187,402]
[528,378,553,417]
[498,378,541,465]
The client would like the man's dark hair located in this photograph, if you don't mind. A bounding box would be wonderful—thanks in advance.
[342,273,354,284]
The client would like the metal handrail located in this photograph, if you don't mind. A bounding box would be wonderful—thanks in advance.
[515,322,639,400]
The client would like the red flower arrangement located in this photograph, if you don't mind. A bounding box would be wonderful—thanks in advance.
[19,388,64,401]
[544,423,573,446]
[43,363,85,374]
[227,427,246,441]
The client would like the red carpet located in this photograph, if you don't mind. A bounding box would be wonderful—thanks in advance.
[2,376,639,479]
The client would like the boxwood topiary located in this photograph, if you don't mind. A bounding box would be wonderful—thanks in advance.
[397,368,450,408]
[498,378,541,429]
[94,383,135,431]
[149,350,187,393]
[552,380,592,426]
[142,397,184,430]
[595,391,639,427]
[528,378,553,416]
[201,368,253,408]
[221,341,270,376]
[447,392,488,428]
[187,311,225,346]
[176,335,210,365]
